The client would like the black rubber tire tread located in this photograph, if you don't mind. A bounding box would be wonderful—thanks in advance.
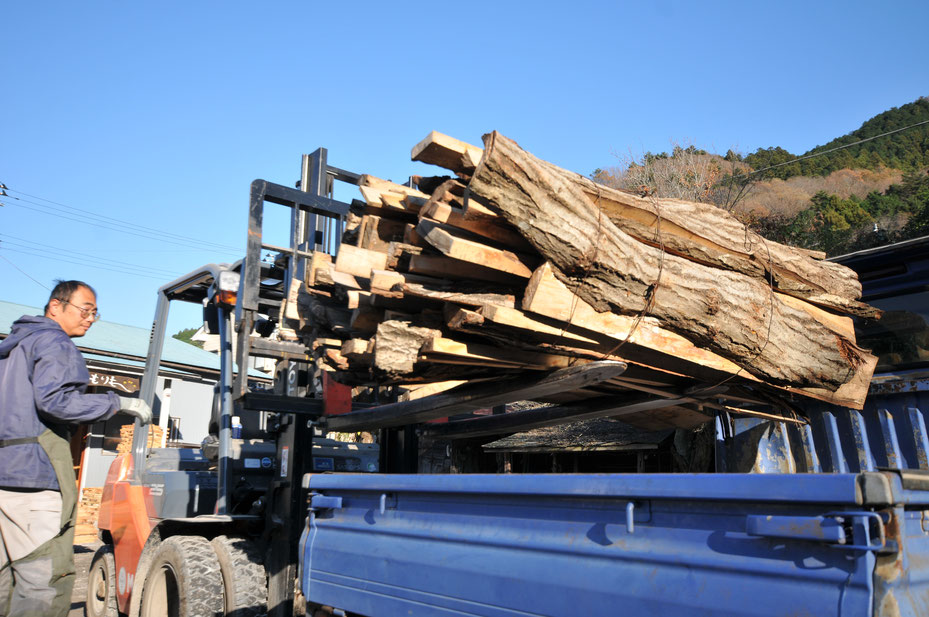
[85,544,119,617]
[139,535,225,617]
[211,535,268,617]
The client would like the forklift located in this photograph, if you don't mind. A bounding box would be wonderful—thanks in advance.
[88,152,376,617]
[86,149,621,617]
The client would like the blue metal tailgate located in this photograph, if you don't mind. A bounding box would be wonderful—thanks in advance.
[299,472,929,617]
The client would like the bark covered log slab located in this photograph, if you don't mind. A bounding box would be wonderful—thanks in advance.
[469,131,875,395]
[427,131,872,314]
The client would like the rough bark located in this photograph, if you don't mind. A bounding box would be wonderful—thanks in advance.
[469,131,875,392]
[547,169,868,307]
[373,320,442,375]
[418,131,869,311]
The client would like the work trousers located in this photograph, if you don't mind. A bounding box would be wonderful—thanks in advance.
[0,488,73,617]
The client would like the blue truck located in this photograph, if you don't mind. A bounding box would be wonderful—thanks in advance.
[92,151,929,617]
[297,242,929,617]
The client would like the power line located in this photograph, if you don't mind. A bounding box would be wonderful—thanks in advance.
[0,246,178,281]
[4,186,242,251]
[1,186,243,254]
[3,195,243,256]
[0,233,180,278]
[0,254,51,291]
[0,242,174,277]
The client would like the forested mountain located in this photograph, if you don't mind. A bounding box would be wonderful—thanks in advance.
[595,97,929,256]
[743,97,929,179]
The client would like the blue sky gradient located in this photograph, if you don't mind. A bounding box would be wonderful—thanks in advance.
[2,1,927,332]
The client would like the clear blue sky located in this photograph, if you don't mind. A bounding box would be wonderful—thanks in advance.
[2,1,927,334]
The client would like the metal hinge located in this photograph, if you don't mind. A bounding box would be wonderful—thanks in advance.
[746,511,887,551]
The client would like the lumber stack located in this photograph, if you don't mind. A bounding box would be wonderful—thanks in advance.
[74,487,103,544]
[291,130,879,416]
[117,423,164,455]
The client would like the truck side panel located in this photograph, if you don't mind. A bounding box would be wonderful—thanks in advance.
[301,473,929,617]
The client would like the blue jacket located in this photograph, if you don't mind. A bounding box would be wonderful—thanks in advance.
[0,315,119,490]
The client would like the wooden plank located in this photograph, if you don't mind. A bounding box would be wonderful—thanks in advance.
[422,337,575,369]
[282,278,302,321]
[330,268,362,290]
[369,269,406,297]
[408,254,526,285]
[420,204,532,251]
[359,174,430,200]
[334,244,389,279]
[306,251,332,287]
[345,290,371,310]
[371,269,516,308]
[403,222,423,246]
[422,391,713,440]
[324,361,628,432]
[341,338,373,362]
[416,219,536,278]
[477,303,603,346]
[399,380,469,402]
[358,215,406,252]
[411,131,485,174]
[358,185,397,208]
[403,282,516,309]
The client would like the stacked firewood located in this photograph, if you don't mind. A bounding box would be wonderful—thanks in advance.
[288,131,879,413]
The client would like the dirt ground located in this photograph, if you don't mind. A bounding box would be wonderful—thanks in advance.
[69,542,101,617]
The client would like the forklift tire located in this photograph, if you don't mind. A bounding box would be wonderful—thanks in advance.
[85,545,119,617]
[211,535,268,616]
[139,535,224,617]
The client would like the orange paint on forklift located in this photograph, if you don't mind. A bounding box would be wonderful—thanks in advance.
[96,454,157,614]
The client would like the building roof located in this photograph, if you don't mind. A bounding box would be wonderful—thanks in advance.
[0,300,248,376]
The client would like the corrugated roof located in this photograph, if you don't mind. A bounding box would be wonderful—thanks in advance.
[0,300,242,374]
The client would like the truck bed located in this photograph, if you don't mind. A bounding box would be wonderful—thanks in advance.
[300,472,929,617]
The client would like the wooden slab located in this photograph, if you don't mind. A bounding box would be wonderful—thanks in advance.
[412,131,485,174]
[334,244,389,279]
[416,219,536,277]
[324,361,628,432]
[408,254,526,285]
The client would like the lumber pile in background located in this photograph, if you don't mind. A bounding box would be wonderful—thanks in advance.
[290,130,879,425]
[74,487,103,544]
[117,423,164,455]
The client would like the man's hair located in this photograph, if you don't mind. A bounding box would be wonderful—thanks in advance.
[44,280,97,314]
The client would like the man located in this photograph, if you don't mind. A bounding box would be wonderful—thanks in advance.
[0,280,152,617]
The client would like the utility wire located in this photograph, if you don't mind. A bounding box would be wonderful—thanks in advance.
[0,254,51,290]
[0,246,174,281]
[4,195,242,256]
[0,233,179,278]
[1,186,243,254]
[4,186,242,251]
[1,242,177,279]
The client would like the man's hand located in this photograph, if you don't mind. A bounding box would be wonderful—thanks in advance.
[118,396,153,425]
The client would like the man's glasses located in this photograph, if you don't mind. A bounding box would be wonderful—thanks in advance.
[61,300,102,321]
